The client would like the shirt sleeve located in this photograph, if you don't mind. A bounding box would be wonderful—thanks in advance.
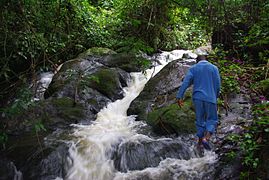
[215,68,221,98]
[176,69,194,99]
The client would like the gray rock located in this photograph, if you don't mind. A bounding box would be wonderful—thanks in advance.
[26,144,70,180]
[127,59,195,135]
[113,137,196,172]
[182,52,197,59]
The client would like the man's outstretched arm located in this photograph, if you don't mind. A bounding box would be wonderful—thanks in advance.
[176,69,193,107]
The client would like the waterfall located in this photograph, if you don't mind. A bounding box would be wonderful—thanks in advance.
[65,50,217,180]
[34,72,54,100]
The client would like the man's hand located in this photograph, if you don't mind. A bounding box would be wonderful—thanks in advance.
[177,99,184,108]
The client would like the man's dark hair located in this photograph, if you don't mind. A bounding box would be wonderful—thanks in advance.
[196,55,206,62]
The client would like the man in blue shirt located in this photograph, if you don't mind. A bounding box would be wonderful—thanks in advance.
[176,55,221,150]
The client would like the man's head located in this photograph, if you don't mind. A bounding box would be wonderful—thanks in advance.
[196,55,206,63]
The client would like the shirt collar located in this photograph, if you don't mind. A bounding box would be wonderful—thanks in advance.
[198,60,208,63]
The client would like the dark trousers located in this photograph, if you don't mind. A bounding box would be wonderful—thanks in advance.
[193,99,218,138]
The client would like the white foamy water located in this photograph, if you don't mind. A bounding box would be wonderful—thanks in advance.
[114,151,217,180]
[65,50,217,180]
[34,72,54,100]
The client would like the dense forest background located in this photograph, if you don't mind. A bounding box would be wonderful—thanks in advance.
[1,0,268,102]
[0,0,268,179]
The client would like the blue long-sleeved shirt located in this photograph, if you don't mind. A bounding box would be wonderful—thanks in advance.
[176,60,221,104]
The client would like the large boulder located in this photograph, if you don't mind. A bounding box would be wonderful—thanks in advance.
[128,59,196,135]
[77,47,117,58]
[2,97,85,135]
[147,101,196,135]
[43,49,136,125]
[24,143,70,180]
[97,53,151,72]
[113,137,198,172]
[2,129,70,180]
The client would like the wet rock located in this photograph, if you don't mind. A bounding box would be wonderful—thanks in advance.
[2,97,85,135]
[44,58,103,99]
[113,137,194,172]
[213,152,242,180]
[98,53,151,72]
[147,103,196,135]
[77,47,117,59]
[82,67,124,100]
[211,93,253,180]
[128,60,194,135]
[3,129,71,180]
[25,144,70,180]
[179,59,196,66]
[182,52,197,59]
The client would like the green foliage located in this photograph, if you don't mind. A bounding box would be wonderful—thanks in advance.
[0,86,34,117]
[227,133,259,169]
[252,102,269,134]
[33,121,46,133]
[226,150,236,159]
[209,50,243,95]
[240,133,260,168]
[0,0,116,99]
[115,37,154,54]
[0,132,8,149]
[113,0,172,51]
[87,75,100,84]
[244,2,269,59]
[161,7,208,50]
[136,58,151,74]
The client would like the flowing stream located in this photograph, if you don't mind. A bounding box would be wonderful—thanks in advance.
[65,50,217,180]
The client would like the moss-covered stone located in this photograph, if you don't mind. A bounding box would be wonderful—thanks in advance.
[49,97,84,122]
[44,79,66,99]
[147,100,196,135]
[83,68,122,100]
[101,53,151,72]
[78,47,116,58]
[87,98,98,106]
[44,59,82,99]
[127,59,195,136]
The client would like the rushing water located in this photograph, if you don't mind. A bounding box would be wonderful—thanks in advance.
[34,72,54,100]
[65,50,217,180]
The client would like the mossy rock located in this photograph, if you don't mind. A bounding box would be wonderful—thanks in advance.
[82,68,122,100]
[101,53,151,72]
[44,59,82,99]
[78,47,116,58]
[127,60,191,121]
[147,101,196,135]
[48,97,84,122]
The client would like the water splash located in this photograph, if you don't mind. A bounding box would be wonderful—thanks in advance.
[34,72,54,100]
[114,151,217,180]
